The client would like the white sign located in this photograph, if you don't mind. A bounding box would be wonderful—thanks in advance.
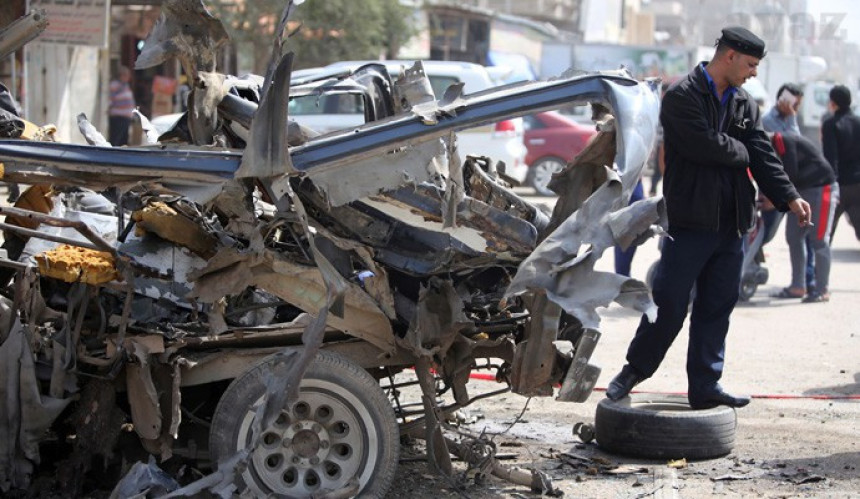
[28,0,110,48]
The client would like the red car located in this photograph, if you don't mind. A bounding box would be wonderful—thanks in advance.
[523,111,597,195]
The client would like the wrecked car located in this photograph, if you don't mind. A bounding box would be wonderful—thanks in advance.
[0,2,663,497]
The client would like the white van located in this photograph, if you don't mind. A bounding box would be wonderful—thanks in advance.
[292,60,528,183]
[801,81,836,128]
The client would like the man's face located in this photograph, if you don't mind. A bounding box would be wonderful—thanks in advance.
[777,92,802,117]
[726,51,760,87]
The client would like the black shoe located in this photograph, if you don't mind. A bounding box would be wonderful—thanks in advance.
[606,364,644,401]
[689,387,751,410]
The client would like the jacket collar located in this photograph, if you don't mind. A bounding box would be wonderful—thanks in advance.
[691,62,747,102]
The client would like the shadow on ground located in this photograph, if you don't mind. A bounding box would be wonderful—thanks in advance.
[830,248,860,263]
[803,372,860,397]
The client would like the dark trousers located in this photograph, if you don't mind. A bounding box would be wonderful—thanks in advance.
[626,227,743,396]
[614,180,645,276]
[832,182,860,242]
[762,207,816,290]
[109,115,131,146]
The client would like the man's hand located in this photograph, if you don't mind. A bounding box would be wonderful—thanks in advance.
[777,99,797,117]
[788,198,812,226]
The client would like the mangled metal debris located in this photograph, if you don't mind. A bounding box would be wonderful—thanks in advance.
[0,1,663,496]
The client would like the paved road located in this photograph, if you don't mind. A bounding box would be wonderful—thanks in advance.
[389,189,860,495]
[516,186,858,399]
[478,188,860,497]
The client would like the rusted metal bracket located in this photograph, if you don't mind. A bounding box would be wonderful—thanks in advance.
[510,292,561,396]
[0,9,47,61]
[0,205,115,254]
[557,328,602,402]
[415,356,454,477]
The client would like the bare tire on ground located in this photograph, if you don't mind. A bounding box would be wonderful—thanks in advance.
[595,394,736,460]
[209,350,399,498]
[527,156,566,196]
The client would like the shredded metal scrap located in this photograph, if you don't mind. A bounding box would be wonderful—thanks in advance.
[0,1,663,496]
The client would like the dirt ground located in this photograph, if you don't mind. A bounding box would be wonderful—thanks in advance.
[3,184,856,498]
[385,192,860,499]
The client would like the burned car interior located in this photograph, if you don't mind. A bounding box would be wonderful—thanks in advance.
[0,1,663,497]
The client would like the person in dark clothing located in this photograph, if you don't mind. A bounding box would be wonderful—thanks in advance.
[614,180,645,276]
[605,27,811,410]
[822,85,860,241]
[769,132,837,302]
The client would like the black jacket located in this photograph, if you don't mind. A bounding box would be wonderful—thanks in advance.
[822,109,860,186]
[773,132,836,189]
[660,64,799,233]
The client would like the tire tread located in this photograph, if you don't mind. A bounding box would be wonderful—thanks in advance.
[595,394,737,460]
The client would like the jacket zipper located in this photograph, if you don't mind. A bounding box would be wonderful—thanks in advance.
[707,94,722,231]
[713,91,744,237]
[728,97,742,238]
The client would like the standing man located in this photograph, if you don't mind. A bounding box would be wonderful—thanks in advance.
[762,83,818,296]
[605,27,811,409]
[822,85,860,241]
[108,66,135,146]
[762,83,803,134]
[769,132,836,302]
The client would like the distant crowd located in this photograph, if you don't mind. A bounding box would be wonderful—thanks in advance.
[638,81,859,305]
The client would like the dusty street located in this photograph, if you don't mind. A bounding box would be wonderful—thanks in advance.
[386,190,860,498]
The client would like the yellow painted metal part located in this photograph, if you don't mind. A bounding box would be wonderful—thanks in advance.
[35,244,119,285]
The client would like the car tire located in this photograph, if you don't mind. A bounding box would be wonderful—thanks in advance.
[527,156,566,196]
[209,350,399,498]
[595,394,736,460]
[738,275,758,302]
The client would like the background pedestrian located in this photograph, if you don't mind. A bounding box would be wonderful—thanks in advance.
[768,131,836,302]
[822,84,860,242]
[108,66,135,146]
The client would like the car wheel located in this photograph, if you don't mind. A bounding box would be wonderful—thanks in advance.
[595,394,736,460]
[209,350,399,498]
[738,275,758,302]
[527,156,566,196]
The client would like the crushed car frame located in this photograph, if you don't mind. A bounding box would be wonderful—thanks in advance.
[0,1,663,497]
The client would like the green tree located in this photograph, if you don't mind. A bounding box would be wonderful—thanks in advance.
[210,0,415,73]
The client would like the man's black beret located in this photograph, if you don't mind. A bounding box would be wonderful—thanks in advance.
[717,26,767,59]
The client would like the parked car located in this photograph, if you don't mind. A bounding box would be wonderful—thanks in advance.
[313,60,529,183]
[0,3,662,498]
[523,111,597,195]
[558,102,596,124]
[153,61,530,184]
